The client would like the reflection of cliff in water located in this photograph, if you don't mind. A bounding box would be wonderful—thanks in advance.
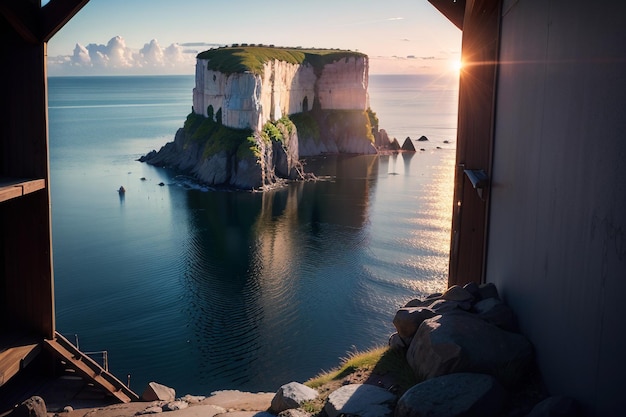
[178,154,379,392]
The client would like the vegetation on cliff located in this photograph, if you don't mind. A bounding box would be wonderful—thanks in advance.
[184,107,376,161]
[196,45,366,75]
[183,112,253,158]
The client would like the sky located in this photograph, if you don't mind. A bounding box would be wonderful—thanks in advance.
[46,0,461,76]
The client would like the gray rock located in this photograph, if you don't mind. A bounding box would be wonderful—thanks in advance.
[388,332,411,351]
[194,151,230,185]
[163,401,188,411]
[406,311,534,386]
[392,307,437,339]
[426,298,471,313]
[442,285,475,302]
[270,382,318,413]
[478,282,500,300]
[526,396,582,417]
[462,282,480,299]
[324,384,396,417]
[141,382,176,402]
[8,396,46,417]
[474,297,518,331]
[395,373,505,417]
[404,298,434,307]
[417,135,429,141]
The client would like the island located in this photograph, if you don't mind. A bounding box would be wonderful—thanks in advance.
[140,45,383,190]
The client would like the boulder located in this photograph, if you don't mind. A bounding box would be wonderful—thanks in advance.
[8,396,46,417]
[395,373,506,417]
[426,298,472,313]
[406,311,534,386]
[141,381,176,401]
[473,297,518,332]
[526,396,582,417]
[388,332,411,351]
[417,135,429,141]
[477,282,500,300]
[441,285,475,302]
[462,282,480,299]
[324,384,396,417]
[270,382,318,413]
[404,297,434,308]
[392,307,437,339]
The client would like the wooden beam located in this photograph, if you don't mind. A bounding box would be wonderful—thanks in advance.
[428,0,466,30]
[0,0,89,43]
[41,0,90,42]
[0,0,40,44]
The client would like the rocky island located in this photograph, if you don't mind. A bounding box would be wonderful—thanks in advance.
[140,45,382,190]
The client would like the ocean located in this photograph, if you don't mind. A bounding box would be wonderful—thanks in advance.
[47,73,459,395]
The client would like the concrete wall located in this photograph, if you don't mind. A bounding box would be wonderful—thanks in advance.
[486,0,626,415]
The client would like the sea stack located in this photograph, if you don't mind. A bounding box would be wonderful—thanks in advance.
[141,45,380,190]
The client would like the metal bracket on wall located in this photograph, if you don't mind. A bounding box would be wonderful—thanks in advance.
[464,169,489,200]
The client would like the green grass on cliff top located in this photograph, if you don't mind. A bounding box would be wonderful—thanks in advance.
[196,45,366,75]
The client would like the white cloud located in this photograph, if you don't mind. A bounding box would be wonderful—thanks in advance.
[48,36,196,76]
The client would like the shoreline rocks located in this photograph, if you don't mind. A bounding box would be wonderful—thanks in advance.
[22,282,581,417]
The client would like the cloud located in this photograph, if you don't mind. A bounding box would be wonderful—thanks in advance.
[48,36,197,75]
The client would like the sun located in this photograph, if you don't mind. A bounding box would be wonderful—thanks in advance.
[451,59,463,72]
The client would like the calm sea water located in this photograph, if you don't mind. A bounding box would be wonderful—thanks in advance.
[48,73,459,395]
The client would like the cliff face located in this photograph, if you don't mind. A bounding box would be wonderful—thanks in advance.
[143,48,377,190]
[192,56,369,133]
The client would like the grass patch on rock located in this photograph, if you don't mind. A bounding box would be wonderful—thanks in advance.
[197,46,366,75]
[301,346,419,414]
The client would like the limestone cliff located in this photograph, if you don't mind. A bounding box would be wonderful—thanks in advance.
[142,46,379,190]
[192,49,370,133]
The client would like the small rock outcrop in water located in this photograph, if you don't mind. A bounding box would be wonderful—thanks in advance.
[140,46,380,190]
[401,137,416,152]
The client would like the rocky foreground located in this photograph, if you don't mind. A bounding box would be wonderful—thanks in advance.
[9,284,582,417]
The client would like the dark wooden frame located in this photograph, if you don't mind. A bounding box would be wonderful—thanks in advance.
[442,0,502,287]
[0,0,89,387]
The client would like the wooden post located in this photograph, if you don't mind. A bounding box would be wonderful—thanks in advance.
[448,0,502,287]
